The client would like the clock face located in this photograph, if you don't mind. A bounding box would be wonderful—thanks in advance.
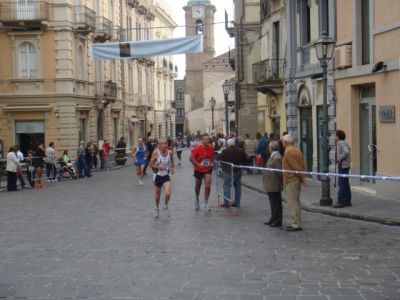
[192,6,205,18]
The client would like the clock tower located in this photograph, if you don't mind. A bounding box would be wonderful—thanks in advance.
[184,0,216,111]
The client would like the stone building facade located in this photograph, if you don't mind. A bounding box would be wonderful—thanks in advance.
[184,0,215,111]
[334,0,400,199]
[0,0,176,158]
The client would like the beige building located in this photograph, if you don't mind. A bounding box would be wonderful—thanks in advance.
[228,0,260,137]
[153,0,177,140]
[335,0,400,199]
[254,0,287,138]
[203,52,235,135]
[0,0,176,157]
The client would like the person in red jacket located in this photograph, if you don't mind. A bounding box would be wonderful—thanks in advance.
[189,133,214,211]
[101,140,111,172]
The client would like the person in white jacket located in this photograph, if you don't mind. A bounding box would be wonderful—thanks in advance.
[6,145,20,191]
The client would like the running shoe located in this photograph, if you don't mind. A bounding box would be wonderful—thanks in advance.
[163,206,170,217]
[204,204,211,212]
[139,180,144,186]
[194,199,200,211]
[154,208,159,218]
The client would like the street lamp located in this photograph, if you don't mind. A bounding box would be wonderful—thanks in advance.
[222,80,230,136]
[209,96,216,131]
[313,31,335,207]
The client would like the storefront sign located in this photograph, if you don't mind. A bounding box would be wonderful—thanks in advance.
[379,106,395,123]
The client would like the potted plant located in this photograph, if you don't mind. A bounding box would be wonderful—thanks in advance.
[114,152,127,165]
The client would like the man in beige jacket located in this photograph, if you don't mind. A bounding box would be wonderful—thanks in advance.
[282,134,308,231]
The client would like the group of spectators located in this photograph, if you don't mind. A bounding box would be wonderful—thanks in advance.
[3,139,120,191]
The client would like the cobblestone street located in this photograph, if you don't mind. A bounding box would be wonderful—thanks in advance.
[0,154,400,300]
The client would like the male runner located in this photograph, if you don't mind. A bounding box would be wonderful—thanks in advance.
[132,138,147,185]
[150,138,174,218]
[189,134,214,211]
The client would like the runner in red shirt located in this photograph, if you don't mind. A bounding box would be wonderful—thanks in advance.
[189,133,215,211]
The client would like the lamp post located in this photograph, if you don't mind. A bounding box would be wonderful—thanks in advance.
[222,80,230,136]
[313,31,335,207]
[209,96,216,131]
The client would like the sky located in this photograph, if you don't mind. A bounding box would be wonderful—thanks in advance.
[169,0,235,79]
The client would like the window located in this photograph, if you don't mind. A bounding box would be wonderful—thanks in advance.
[318,0,329,35]
[77,45,84,79]
[112,118,118,146]
[79,119,86,142]
[18,42,37,78]
[299,0,311,45]
[111,61,116,82]
[361,0,370,65]
[109,0,114,22]
[195,20,203,35]
[176,108,185,118]
[176,89,184,100]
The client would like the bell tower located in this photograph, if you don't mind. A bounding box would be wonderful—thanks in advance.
[184,0,216,110]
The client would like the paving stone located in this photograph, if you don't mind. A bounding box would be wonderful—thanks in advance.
[0,154,399,299]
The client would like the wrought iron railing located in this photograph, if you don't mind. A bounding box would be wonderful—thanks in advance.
[252,59,286,84]
[74,5,96,29]
[95,81,117,99]
[0,1,50,22]
[95,16,113,36]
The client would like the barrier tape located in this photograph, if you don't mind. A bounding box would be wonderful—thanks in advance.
[218,161,400,182]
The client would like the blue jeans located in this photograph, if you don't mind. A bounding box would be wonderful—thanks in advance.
[338,165,351,206]
[223,170,242,207]
[78,156,90,177]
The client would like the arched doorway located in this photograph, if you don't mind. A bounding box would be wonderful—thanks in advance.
[298,87,313,173]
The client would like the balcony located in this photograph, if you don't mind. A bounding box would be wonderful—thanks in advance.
[0,1,50,26]
[94,16,112,42]
[252,59,285,95]
[74,6,95,33]
[95,81,117,101]
[127,0,139,8]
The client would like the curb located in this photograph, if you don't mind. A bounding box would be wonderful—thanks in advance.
[242,182,400,227]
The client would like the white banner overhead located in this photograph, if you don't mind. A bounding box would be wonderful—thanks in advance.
[91,35,203,61]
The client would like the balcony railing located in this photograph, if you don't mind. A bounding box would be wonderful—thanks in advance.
[74,6,96,31]
[95,81,117,100]
[95,16,113,38]
[126,0,139,8]
[0,1,50,23]
[253,59,286,94]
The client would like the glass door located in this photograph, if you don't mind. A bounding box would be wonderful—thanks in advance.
[359,98,377,186]
[299,107,313,173]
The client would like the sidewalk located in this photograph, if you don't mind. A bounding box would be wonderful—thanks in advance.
[241,173,400,226]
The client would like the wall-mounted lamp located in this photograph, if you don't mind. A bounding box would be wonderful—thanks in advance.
[372,61,387,73]
[53,108,59,117]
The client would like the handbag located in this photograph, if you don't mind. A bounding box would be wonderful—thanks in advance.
[255,154,263,165]
[16,165,22,176]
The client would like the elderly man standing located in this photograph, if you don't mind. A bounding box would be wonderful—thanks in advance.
[282,134,308,231]
[262,140,283,227]
[218,138,248,208]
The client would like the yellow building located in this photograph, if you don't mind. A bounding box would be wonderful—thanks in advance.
[0,0,176,157]
[335,0,400,198]
[254,0,287,138]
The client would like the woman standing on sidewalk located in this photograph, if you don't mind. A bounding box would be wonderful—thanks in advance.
[333,130,352,208]
[6,146,19,191]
